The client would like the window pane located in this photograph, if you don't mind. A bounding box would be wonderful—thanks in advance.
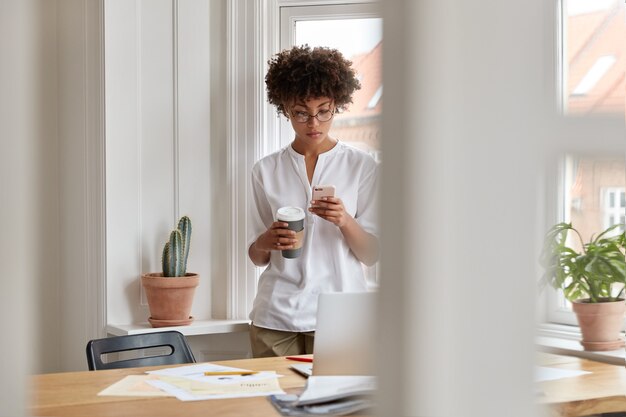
[565,155,625,245]
[295,18,383,162]
[564,0,625,115]
[553,155,625,313]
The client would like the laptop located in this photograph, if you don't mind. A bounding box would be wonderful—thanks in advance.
[291,291,377,377]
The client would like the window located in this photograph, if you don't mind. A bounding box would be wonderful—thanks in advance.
[546,154,626,326]
[562,0,625,115]
[227,1,382,318]
[277,2,383,289]
[564,156,626,242]
[279,5,382,163]
[603,188,626,229]
[278,2,383,287]
[544,0,625,327]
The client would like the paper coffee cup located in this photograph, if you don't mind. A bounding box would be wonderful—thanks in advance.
[276,207,305,259]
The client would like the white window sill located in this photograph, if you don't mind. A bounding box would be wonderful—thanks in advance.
[108,320,625,364]
[106,319,250,337]
[536,322,625,366]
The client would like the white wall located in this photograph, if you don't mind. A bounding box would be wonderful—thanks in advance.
[0,0,243,377]
[104,0,251,362]
[0,0,242,375]
[105,0,214,326]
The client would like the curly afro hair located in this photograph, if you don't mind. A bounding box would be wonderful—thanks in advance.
[265,45,361,118]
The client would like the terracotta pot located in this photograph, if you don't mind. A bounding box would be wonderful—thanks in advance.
[141,273,199,328]
[572,298,625,351]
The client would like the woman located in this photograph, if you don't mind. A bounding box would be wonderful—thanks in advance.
[247,45,380,357]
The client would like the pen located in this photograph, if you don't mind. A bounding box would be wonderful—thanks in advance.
[286,356,313,363]
[203,371,259,376]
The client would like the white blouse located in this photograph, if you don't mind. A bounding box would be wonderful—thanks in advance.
[247,141,379,332]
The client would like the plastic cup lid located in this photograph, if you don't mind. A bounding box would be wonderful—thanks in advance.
[276,206,305,221]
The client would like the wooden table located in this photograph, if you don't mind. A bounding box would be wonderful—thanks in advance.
[31,352,626,417]
[538,352,626,416]
[30,356,312,417]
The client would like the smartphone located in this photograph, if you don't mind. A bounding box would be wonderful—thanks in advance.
[312,185,336,201]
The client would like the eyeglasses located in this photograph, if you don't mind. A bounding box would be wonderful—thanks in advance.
[290,108,335,123]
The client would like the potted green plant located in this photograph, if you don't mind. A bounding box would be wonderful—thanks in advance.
[540,222,626,351]
[141,216,199,328]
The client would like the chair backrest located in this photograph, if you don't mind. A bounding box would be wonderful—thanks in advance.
[86,330,196,371]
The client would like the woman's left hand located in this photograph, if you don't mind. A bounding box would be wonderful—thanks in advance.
[309,197,350,228]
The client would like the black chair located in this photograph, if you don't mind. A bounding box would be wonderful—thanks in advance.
[86,330,196,370]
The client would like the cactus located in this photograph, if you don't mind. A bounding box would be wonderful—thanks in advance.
[161,216,192,277]
[178,216,192,273]
[162,242,171,276]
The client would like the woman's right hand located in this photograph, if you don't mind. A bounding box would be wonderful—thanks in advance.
[254,222,297,252]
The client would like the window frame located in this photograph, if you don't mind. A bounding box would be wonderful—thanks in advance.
[226,0,380,319]
[540,0,625,326]
[278,2,381,149]
[541,0,625,328]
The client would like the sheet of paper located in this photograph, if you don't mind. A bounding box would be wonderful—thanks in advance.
[97,375,172,397]
[146,363,249,378]
[146,374,284,401]
[534,366,591,382]
[145,363,285,401]
[147,363,282,385]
